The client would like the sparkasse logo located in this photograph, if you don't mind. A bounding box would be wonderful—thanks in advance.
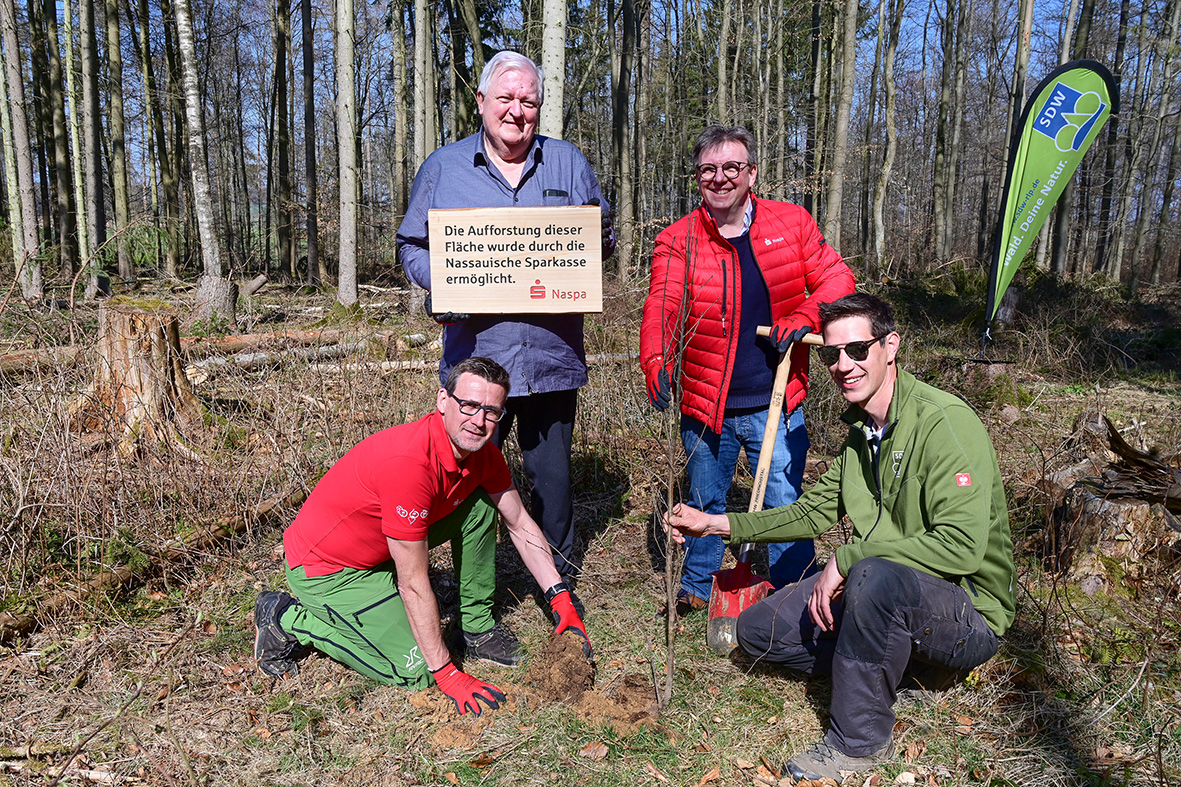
[530,279,546,299]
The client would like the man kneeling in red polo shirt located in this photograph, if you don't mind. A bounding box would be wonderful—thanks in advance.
[252,356,591,716]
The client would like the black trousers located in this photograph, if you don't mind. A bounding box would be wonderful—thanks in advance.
[736,557,999,756]
[494,388,579,581]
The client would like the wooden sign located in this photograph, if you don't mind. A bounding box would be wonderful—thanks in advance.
[427,206,602,314]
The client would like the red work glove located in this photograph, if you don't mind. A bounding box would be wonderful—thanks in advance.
[643,356,673,411]
[549,589,593,659]
[768,313,814,353]
[430,661,506,716]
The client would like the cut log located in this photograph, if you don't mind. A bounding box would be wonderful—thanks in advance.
[68,299,207,460]
[242,273,268,297]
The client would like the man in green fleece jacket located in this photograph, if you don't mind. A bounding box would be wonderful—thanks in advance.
[665,293,1015,781]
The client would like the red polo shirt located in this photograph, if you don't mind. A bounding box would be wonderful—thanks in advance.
[283,411,513,577]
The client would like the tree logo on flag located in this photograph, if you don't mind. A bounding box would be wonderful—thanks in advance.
[1033,83,1107,153]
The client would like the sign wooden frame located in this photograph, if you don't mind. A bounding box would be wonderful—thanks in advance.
[427,205,602,314]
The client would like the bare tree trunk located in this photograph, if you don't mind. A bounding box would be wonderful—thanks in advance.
[154,0,181,278]
[945,0,969,258]
[823,0,858,248]
[1093,0,1130,273]
[302,0,319,286]
[106,0,135,285]
[43,0,78,279]
[1128,0,1179,296]
[932,0,954,260]
[716,0,729,121]
[1110,0,1152,284]
[1049,0,1086,275]
[540,0,565,137]
[861,0,886,260]
[337,0,358,306]
[175,0,234,322]
[412,0,432,167]
[873,0,903,269]
[611,0,634,279]
[1151,112,1180,284]
[276,0,293,279]
[80,0,106,295]
[0,0,42,299]
[773,0,785,198]
[0,29,20,273]
[458,0,484,79]
[804,0,822,214]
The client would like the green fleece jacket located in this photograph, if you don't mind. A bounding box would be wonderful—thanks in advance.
[727,368,1016,636]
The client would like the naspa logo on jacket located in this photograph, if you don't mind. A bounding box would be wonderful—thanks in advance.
[763,236,785,246]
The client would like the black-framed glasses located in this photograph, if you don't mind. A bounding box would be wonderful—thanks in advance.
[447,391,507,422]
[817,335,888,366]
[695,161,751,180]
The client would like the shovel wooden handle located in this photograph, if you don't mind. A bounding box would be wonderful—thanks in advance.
[737,328,823,562]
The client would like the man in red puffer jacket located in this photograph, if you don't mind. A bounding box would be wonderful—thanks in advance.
[640,125,855,615]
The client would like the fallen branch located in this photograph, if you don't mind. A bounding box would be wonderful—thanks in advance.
[0,484,311,645]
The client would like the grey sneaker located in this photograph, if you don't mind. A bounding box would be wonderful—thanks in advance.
[785,736,895,781]
[463,621,522,667]
[254,591,300,677]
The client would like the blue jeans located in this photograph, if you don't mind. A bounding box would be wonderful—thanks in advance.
[679,407,814,600]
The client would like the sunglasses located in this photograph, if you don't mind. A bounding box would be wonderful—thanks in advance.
[817,335,888,366]
[447,391,507,422]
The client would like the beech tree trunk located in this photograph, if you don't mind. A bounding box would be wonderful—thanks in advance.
[302,0,319,285]
[0,0,42,300]
[540,0,565,138]
[823,0,858,248]
[106,0,135,285]
[337,0,358,306]
[69,300,208,460]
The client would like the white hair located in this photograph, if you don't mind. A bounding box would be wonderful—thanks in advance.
[477,51,544,105]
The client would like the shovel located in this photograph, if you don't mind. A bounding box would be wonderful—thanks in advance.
[705,328,823,655]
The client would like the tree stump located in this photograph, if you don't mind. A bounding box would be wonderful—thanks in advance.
[69,299,207,460]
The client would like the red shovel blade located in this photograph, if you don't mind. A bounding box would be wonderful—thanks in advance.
[706,561,774,654]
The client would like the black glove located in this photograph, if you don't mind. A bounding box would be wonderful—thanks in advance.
[646,368,672,411]
[424,292,469,325]
[768,321,813,353]
[585,197,616,260]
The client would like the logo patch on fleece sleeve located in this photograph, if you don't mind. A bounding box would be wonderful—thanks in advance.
[955,473,972,487]
[395,505,429,525]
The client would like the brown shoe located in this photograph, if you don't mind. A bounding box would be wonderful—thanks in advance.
[659,590,708,617]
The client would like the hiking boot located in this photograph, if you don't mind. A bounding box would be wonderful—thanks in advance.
[658,589,708,618]
[463,621,522,667]
[254,591,301,677]
[784,736,895,781]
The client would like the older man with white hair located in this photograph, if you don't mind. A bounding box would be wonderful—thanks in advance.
[397,52,614,623]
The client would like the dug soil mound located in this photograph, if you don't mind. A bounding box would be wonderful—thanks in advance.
[525,630,596,702]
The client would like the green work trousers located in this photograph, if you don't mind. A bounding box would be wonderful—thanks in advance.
[279,491,499,687]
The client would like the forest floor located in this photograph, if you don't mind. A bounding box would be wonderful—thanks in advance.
[0,270,1178,786]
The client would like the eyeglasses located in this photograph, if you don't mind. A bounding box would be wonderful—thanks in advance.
[695,161,751,180]
[447,391,507,422]
[817,335,888,366]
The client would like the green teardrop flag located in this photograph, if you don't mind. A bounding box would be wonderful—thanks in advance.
[984,60,1118,331]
